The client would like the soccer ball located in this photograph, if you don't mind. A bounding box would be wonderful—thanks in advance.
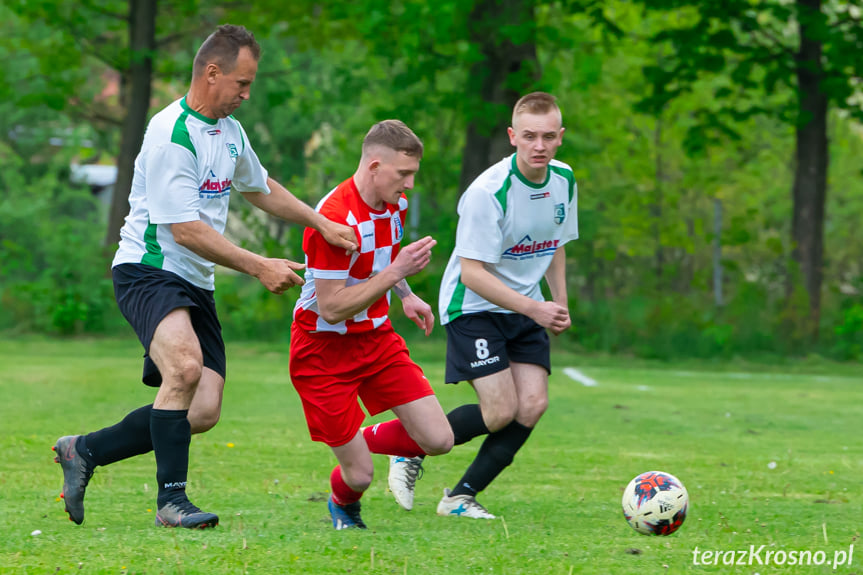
[621,470,688,536]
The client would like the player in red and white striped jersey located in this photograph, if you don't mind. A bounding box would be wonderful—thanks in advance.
[289,120,453,530]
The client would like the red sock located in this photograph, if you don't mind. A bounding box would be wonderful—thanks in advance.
[362,419,424,457]
[330,465,363,506]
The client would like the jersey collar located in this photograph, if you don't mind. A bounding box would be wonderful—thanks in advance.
[511,154,550,189]
[180,96,219,126]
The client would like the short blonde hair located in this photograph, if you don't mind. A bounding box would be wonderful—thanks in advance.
[362,120,424,158]
[512,92,562,129]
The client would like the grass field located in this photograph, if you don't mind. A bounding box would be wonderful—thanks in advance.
[1,336,862,574]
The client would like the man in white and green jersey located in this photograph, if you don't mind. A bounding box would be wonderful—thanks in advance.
[387,92,577,518]
[52,24,356,529]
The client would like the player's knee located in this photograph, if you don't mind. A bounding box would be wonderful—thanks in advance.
[343,467,373,493]
[189,408,220,433]
[484,405,518,433]
[164,357,203,390]
[179,358,203,386]
[518,396,548,427]
[420,428,454,456]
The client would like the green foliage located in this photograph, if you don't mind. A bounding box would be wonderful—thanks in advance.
[215,273,297,343]
[830,302,863,361]
[2,0,862,361]
[0,156,117,335]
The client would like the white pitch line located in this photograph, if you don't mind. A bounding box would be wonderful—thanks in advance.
[563,367,598,387]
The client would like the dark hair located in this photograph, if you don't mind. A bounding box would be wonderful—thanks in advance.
[362,120,424,158]
[193,24,261,77]
[512,92,562,127]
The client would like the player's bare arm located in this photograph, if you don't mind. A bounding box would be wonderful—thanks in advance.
[171,220,304,294]
[542,248,571,335]
[393,280,435,336]
[460,256,569,333]
[242,178,358,253]
[315,236,436,324]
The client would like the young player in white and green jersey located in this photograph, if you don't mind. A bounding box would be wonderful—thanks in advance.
[387,92,577,519]
[438,152,578,323]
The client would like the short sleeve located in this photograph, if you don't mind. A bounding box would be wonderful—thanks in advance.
[146,143,201,224]
[561,181,579,243]
[452,186,504,264]
[303,226,354,280]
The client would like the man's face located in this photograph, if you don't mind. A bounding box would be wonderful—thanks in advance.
[508,111,564,172]
[210,47,258,118]
[371,150,420,205]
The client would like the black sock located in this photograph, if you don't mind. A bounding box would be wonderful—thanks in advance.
[151,408,191,507]
[447,404,490,446]
[416,404,489,462]
[450,420,533,497]
[78,404,154,467]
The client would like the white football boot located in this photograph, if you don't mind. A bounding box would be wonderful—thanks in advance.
[387,456,424,510]
[436,488,496,519]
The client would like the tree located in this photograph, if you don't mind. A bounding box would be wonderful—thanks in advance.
[107,0,156,250]
[3,0,233,251]
[634,0,863,337]
[458,0,540,191]
[247,0,622,197]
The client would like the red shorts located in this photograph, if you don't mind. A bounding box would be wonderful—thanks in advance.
[289,324,435,447]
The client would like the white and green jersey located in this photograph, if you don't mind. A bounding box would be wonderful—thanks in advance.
[439,154,578,324]
[112,96,269,290]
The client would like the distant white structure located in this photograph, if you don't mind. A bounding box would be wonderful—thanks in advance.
[70,163,117,206]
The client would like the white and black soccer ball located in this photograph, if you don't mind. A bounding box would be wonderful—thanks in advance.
[621,470,688,536]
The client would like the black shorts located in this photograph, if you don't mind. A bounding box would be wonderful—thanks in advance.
[112,263,226,387]
[444,311,551,384]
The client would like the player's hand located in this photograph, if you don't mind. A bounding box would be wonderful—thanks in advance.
[549,310,571,335]
[401,293,435,336]
[392,236,436,278]
[256,258,305,294]
[529,301,571,335]
[320,220,358,255]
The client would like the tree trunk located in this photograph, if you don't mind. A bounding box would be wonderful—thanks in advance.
[790,0,828,337]
[458,0,539,194]
[106,0,157,249]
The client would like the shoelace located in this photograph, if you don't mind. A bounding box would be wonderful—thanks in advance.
[341,502,366,527]
[456,494,492,515]
[403,458,424,483]
[77,459,95,488]
[164,498,204,515]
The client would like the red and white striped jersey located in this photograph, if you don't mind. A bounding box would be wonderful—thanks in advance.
[293,177,408,334]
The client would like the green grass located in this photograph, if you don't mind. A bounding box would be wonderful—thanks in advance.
[1,336,862,574]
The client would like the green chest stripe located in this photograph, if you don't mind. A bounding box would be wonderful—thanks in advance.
[171,112,196,158]
[549,164,575,203]
[494,176,512,214]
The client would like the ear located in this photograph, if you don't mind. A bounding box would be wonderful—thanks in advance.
[367,158,381,174]
[206,63,220,85]
[507,127,516,146]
